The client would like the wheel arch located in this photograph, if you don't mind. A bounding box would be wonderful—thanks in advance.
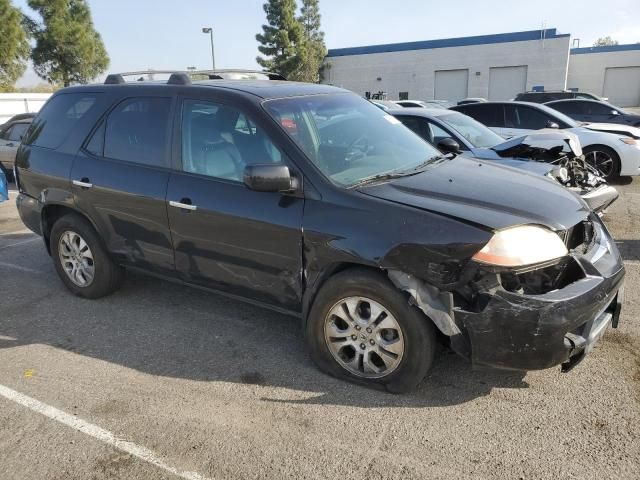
[41,204,102,255]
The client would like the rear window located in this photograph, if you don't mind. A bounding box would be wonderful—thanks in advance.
[23,93,99,149]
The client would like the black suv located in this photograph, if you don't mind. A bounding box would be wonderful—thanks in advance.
[15,73,624,392]
[515,91,602,103]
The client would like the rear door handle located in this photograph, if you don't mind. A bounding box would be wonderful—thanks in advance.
[72,178,93,189]
[169,199,197,211]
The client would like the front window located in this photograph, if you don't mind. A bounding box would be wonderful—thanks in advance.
[263,94,443,187]
[438,112,505,148]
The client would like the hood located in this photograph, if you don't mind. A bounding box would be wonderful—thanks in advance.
[469,148,554,175]
[583,123,640,139]
[491,130,582,159]
[357,156,590,231]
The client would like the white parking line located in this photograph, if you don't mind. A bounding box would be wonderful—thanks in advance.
[0,237,40,251]
[0,261,42,274]
[0,384,212,480]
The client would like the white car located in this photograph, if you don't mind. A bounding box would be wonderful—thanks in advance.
[452,101,640,179]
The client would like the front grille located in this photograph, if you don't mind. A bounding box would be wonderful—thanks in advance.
[561,219,594,253]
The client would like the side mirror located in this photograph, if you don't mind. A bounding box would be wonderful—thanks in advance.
[437,137,461,154]
[546,121,560,129]
[243,164,293,192]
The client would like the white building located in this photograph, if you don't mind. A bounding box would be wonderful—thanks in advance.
[322,29,640,107]
[0,93,51,124]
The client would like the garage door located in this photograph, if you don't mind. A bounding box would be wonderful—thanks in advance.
[489,66,528,101]
[434,69,468,102]
[604,67,640,107]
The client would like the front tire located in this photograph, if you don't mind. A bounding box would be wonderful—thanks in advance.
[305,269,436,393]
[50,213,124,299]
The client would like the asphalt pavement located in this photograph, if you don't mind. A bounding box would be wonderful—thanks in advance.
[0,178,639,480]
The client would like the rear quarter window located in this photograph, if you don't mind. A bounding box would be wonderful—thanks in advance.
[23,93,100,149]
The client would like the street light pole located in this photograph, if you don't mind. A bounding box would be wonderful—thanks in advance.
[202,27,215,70]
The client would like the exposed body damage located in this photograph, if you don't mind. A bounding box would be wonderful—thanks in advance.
[381,215,624,372]
[488,131,618,213]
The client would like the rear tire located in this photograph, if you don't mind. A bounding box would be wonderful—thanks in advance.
[305,268,436,393]
[50,213,124,299]
[583,145,621,180]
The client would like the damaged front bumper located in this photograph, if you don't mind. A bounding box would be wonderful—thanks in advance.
[453,216,624,371]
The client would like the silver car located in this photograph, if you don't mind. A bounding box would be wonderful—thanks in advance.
[0,116,33,181]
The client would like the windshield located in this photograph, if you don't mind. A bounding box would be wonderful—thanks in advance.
[263,94,443,187]
[438,112,505,148]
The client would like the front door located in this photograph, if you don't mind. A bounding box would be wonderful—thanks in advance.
[70,95,176,275]
[166,98,304,310]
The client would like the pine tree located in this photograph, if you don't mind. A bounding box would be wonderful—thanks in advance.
[27,0,109,86]
[256,0,304,79]
[0,0,30,91]
[295,0,327,83]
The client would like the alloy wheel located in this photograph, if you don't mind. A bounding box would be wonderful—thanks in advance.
[324,296,404,378]
[585,150,615,178]
[58,231,95,287]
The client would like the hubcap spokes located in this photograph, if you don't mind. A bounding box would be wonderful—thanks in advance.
[587,151,613,177]
[324,296,404,378]
[59,231,95,287]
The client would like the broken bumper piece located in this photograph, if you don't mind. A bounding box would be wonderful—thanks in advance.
[580,185,619,214]
[454,218,625,372]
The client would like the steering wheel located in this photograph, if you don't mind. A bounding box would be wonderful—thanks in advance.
[345,134,370,163]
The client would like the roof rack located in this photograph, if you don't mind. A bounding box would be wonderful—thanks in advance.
[103,69,286,85]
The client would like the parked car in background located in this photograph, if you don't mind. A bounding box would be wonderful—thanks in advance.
[0,115,33,181]
[457,98,487,105]
[14,74,624,392]
[390,108,617,212]
[0,169,7,202]
[371,100,399,111]
[545,99,640,127]
[451,101,640,179]
[515,90,604,103]
[395,100,454,109]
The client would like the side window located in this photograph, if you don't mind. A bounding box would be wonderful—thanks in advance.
[465,104,503,127]
[514,106,551,129]
[587,102,615,115]
[398,116,427,140]
[104,97,171,167]
[23,93,99,149]
[7,123,30,141]
[85,121,105,156]
[551,102,584,115]
[181,100,283,181]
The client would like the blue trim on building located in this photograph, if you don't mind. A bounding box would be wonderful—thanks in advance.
[570,43,640,55]
[326,29,569,57]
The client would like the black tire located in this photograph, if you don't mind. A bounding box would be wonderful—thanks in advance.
[305,268,436,393]
[50,213,124,299]
[583,145,621,180]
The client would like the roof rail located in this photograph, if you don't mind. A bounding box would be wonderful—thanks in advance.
[103,69,286,84]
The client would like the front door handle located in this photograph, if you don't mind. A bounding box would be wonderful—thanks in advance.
[169,199,197,211]
[72,178,93,189]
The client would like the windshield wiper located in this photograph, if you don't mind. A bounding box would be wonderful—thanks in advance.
[350,155,445,188]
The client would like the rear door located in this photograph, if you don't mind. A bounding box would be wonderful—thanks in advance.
[166,97,304,310]
[71,95,176,275]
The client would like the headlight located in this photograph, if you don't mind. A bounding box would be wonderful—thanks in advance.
[472,225,568,267]
[620,137,637,146]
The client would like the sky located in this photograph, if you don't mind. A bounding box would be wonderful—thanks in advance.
[13,0,640,87]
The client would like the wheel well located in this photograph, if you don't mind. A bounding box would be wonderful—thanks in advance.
[302,262,384,323]
[41,205,94,254]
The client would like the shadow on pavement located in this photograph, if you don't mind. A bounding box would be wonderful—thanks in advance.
[0,268,528,408]
[616,239,640,262]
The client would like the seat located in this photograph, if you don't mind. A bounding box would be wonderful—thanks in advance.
[189,114,244,181]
